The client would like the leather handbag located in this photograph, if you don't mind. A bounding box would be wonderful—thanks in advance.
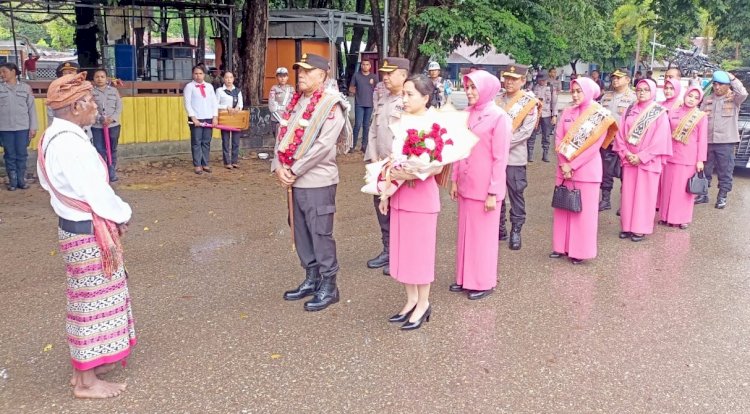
[551,180,583,212]
[686,171,708,195]
[603,150,622,179]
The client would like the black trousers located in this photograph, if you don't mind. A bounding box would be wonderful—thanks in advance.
[501,165,528,226]
[600,147,620,192]
[190,119,213,167]
[221,130,240,165]
[293,185,339,278]
[705,143,735,194]
[528,116,552,157]
[373,195,390,250]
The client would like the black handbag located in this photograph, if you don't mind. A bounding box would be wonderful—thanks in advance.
[686,171,708,195]
[603,150,622,179]
[551,180,583,212]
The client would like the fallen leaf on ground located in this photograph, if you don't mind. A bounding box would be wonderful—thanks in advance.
[143,227,150,231]
[270,354,283,360]
[43,344,53,353]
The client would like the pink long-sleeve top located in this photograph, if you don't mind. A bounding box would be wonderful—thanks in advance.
[451,70,511,201]
[667,85,708,166]
[613,79,673,173]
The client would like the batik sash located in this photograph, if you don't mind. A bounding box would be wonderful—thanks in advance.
[672,107,706,144]
[556,103,617,161]
[502,92,538,131]
[626,102,666,146]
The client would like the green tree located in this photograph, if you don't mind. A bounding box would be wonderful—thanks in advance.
[613,0,657,73]
[45,19,76,50]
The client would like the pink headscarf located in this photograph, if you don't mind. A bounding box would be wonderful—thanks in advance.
[682,85,704,108]
[635,79,657,108]
[663,78,682,108]
[570,77,600,110]
[464,70,501,114]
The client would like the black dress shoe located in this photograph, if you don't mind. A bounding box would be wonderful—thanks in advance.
[509,225,522,250]
[367,250,389,269]
[657,220,667,226]
[401,306,431,331]
[388,306,415,323]
[678,223,689,229]
[616,208,621,216]
[549,251,565,258]
[449,283,464,292]
[715,197,727,209]
[382,265,390,276]
[468,290,493,300]
[598,200,612,211]
[630,234,645,242]
[619,231,632,239]
[570,258,584,264]
[694,194,709,204]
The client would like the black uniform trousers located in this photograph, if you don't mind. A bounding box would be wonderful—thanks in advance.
[501,165,528,226]
[528,116,552,158]
[373,195,390,250]
[600,147,620,192]
[292,185,339,278]
[704,143,735,194]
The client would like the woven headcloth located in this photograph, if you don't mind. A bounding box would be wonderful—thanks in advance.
[47,72,93,110]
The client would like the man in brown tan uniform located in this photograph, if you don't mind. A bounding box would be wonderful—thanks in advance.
[364,57,410,276]
[272,53,350,312]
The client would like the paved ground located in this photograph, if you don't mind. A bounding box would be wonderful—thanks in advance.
[1,144,750,413]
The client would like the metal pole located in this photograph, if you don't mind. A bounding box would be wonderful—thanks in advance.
[650,32,656,69]
[227,7,233,72]
[383,0,388,57]
[9,1,20,72]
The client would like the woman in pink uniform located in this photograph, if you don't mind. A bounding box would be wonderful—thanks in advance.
[614,79,672,242]
[449,70,510,299]
[658,85,707,228]
[551,77,616,263]
[380,75,442,331]
[656,78,682,210]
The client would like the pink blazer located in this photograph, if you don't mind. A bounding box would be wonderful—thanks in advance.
[667,112,708,166]
[554,106,607,183]
[390,176,440,213]
[451,106,511,201]
[613,105,672,173]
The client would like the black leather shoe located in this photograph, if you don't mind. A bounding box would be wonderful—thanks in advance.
[694,194,709,204]
[468,290,493,300]
[449,283,464,292]
[509,225,522,250]
[570,258,584,264]
[283,268,320,301]
[401,306,431,331]
[388,306,415,323]
[619,231,632,239]
[616,208,621,216]
[715,196,727,209]
[304,275,339,311]
[549,251,565,258]
[367,250,389,269]
[657,220,667,226]
[678,223,689,229]
[598,200,611,211]
[382,265,390,276]
[630,234,645,242]
[542,151,550,162]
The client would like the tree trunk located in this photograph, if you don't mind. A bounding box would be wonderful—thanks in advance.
[179,9,190,44]
[570,59,579,75]
[345,0,367,85]
[160,7,168,43]
[239,0,269,106]
[75,1,100,77]
[196,15,206,64]
[368,0,383,56]
[634,34,642,77]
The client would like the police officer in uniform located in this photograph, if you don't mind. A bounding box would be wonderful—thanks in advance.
[530,70,557,162]
[598,68,637,211]
[696,70,748,209]
[269,67,295,136]
[495,64,538,249]
[364,57,410,276]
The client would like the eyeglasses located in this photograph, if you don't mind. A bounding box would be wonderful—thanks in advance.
[635,88,650,93]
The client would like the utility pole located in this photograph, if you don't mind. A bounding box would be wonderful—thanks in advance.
[383,0,388,57]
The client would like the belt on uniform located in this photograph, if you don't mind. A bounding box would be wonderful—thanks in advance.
[59,217,94,235]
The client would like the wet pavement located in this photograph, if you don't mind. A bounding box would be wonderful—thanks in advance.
[1,152,749,413]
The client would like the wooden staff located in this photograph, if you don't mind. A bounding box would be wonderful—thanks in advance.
[287,186,296,252]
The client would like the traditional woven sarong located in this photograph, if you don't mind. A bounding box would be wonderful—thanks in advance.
[60,229,136,371]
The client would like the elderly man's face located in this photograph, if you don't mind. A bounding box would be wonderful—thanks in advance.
[297,68,326,95]
[74,94,99,126]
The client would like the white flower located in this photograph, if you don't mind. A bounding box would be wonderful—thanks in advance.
[418,152,431,165]
[279,119,288,126]
[424,138,436,151]
[299,119,310,127]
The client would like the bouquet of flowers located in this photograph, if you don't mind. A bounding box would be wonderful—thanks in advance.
[362,109,478,198]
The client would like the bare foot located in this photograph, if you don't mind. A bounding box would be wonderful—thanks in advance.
[73,378,127,399]
[70,363,118,386]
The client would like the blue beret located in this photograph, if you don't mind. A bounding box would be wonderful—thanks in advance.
[712,70,731,84]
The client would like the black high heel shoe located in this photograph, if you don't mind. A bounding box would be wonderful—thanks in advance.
[401,306,432,331]
[388,306,416,323]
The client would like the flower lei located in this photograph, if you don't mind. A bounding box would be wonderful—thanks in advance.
[402,123,453,162]
[276,88,324,166]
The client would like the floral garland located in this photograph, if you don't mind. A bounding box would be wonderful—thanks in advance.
[276,88,324,166]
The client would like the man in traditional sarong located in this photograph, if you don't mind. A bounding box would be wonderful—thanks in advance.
[495,64,538,250]
[696,70,748,209]
[364,57,410,276]
[272,53,350,311]
[598,68,637,212]
[37,72,135,399]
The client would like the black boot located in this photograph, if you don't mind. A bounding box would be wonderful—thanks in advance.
[367,249,389,269]
[528,147,535,162]
[715,192,727,209]
[598,190,612,211]
[16,170,29,190]
[109,165,119,182]
[542,149,550,163]
[283,267,320,301]
[499,203,508,241]
[304,274,340,311]
[7,171,17,191]
[694,194,709,204]
[509,224,522,250]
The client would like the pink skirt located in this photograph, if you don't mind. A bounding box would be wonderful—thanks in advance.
[659,163,697,225]
[552,180,600,260]
[455,196,500,290]
[620,166,659,234]
[389,208,438,285]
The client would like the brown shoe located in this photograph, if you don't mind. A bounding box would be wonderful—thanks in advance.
[202,166,212,173]
[225,164,233,170]
[194,167,203,175]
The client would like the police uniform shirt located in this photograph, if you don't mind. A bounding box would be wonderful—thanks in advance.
[91,85,123,128]
[0,81,38,132]
[532,83,556,118]
[601,89,636,126]
[700,78,748,144]
[364,91,404,162]
[269,84,295,122]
